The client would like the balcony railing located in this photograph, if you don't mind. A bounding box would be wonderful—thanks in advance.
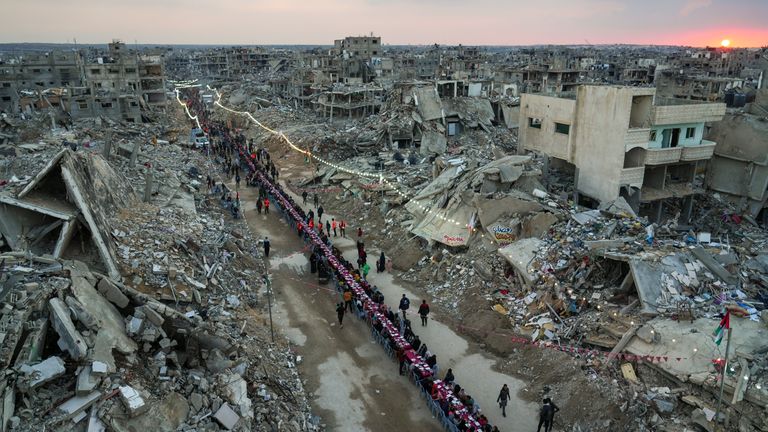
[644,147,682,165]
[620,167,645,187]
[681,141,717,161]
[625,128,650,151]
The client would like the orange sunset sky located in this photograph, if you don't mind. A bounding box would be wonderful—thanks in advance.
[1,0,766,47]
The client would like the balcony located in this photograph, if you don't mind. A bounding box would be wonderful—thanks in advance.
[620,167,645,188]
[625,128,650,151]
[644,147,682,165]
[681,140,717,161]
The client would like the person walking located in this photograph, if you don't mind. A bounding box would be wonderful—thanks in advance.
[256,199,263,214]
[398,294,410,319]
[537,398,559,432]
[343,289,353,312]
[263,237,271,258]
[331,218,337,237]
[317,205,324,223]
[497,384,510,417]
[263,197,270,214]
[325,220,331,236]
[361,261,371,280]
[336,302,345,328]
[313,193,319,209]
[302,190,308,204]
[339,220,346,237]
[418,299,430,326]
[377,252,386,273]
[235,173,241,190]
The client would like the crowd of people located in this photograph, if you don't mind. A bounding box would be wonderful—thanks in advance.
[181,90,562,432]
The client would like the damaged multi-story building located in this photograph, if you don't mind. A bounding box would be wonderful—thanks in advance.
[0,40,167,123]
[519,84,725,222]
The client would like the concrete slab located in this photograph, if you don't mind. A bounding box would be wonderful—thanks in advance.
[77,365,101,396]
[119,386,149,417]
[97,278,129,308]
[213,403,240,430]
[57,391,101,420]
[71,276,137,372]
[48,298,88,360]
[498,238,543,286]
[110,392,189,432]
[19,356,66,390]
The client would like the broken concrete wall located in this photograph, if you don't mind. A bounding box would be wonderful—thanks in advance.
[3,150,136,280]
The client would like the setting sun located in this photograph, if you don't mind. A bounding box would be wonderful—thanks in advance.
[721,39,731,47]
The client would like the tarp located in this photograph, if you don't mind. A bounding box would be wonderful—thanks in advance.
[407,204,475,247]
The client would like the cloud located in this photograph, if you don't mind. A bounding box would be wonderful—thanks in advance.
[680,0,712,16]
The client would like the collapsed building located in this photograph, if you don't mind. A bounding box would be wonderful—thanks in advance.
[0,40,167,123]
[0,108,316,431]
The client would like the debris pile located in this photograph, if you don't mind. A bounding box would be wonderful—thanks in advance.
[0,110,318,431]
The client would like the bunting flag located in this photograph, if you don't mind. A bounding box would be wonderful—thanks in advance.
[712,311,730,346]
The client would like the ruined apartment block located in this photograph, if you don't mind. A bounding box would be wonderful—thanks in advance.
[0,40,166,123]
[519,84,726,222]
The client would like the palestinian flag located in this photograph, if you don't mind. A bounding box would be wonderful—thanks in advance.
[712,311,730,346]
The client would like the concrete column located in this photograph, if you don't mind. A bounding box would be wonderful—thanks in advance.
[330,93,334,122]
[653,200,664,223]
[144,170,153,203]
[542,155,550,191]
[573,167,580,205]
[102,139,112,160]
[682,195,694,223]
[129,142,140,167]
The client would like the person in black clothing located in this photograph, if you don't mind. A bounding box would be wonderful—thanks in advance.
[443,368,454,386]
[537,398,560,432]
[398,294,410,318]
[426,354,437,368]
[302,190,308,204]
[336,303,345,328]
[263,237,270,257]
[497,384,510,417]
[317,205,324,223]
[377,251,386,273]
[411,336,421,351]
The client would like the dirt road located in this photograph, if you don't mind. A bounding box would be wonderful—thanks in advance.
[237,184,442,431]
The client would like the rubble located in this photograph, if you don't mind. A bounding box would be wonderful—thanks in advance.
[0,108,317,431]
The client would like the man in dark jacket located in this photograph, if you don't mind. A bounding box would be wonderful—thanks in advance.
[537,398,560,432]
[398,294,410,318]
[263,237,271,257]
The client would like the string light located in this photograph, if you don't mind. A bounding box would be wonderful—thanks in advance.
[202,85,467,227]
